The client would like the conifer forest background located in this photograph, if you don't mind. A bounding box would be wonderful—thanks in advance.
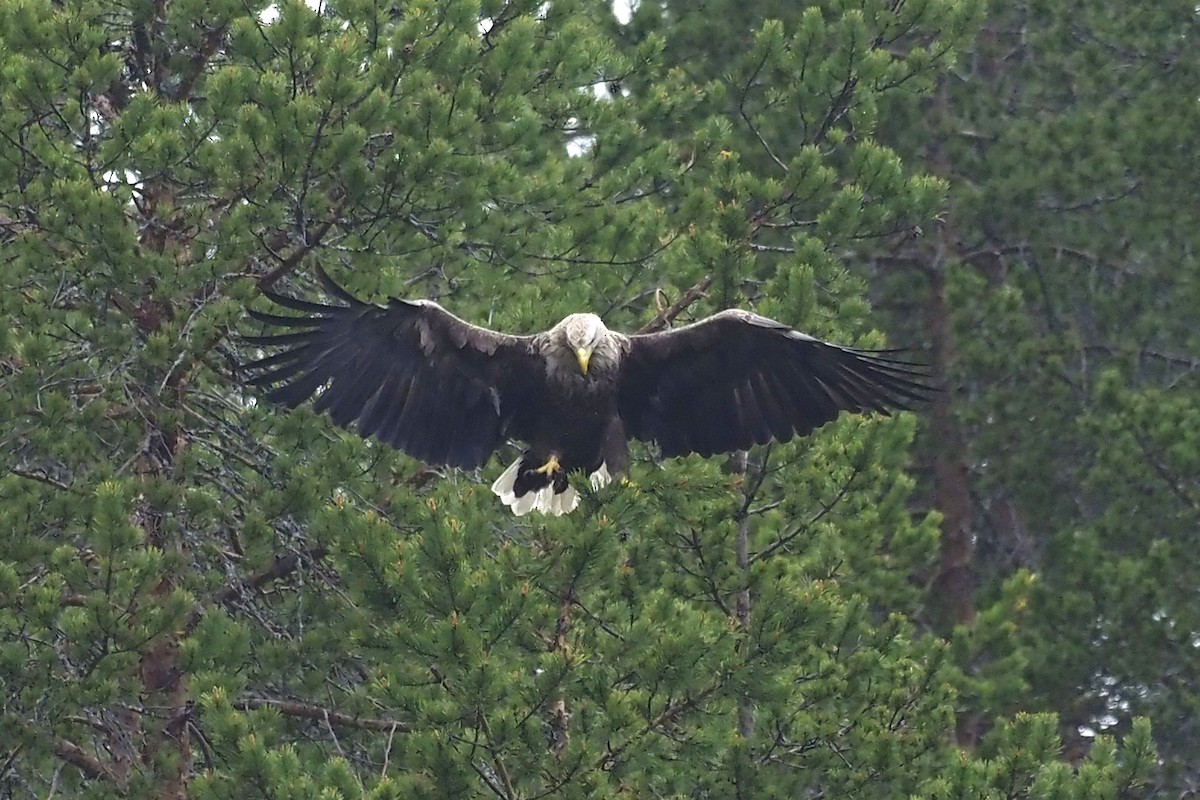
[1,0,1195,796]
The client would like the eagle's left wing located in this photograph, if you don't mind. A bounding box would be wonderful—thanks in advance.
[617,310,930,458]
[242,268,545,469]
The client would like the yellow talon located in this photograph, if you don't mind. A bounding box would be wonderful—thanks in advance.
[534,455,562,475]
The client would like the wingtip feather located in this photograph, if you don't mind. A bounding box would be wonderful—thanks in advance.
[314,264,365,306]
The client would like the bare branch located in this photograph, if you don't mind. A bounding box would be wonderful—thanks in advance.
[234,698,410,733]
[597,685,720,770]
[477,713,518,800]
[53,739,119,787]
[9,468,71,491]
[752,463,863,564]
[185,548,325,634]
[256,196,348,291]
[635,276,713,334]
[737,48,789,173]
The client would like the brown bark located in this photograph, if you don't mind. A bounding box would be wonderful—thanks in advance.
[733,450,755,741]
[924,263,976,633]
[234,698,410,733]
[635,275,713,334]
[52,739,118,785]
[733,450,758,800]
[125,112,191,797]
[548,587,573,758]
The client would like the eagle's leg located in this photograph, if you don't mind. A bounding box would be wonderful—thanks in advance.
[533,454,562,475]
[492,452,579,516]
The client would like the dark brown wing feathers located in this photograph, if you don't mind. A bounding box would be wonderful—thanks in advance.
[242,268,540,469]
[618,310,930,458]
[245,271,928,473]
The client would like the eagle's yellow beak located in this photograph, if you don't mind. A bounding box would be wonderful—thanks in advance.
[575,347,592,375]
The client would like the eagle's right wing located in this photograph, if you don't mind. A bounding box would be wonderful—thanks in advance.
[242,268,545,469]
[618,310,931,458]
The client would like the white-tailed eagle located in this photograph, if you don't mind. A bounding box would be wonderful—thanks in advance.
[243,269,928,515]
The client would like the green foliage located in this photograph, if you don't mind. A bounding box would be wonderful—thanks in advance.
[0,0,1163,797]
[919,714,1157,800]
[869,0,1200,790]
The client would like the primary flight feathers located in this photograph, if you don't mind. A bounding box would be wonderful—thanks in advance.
[242,268,930,515]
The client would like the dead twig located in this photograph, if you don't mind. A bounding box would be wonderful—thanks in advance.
[635,276,713,334]
[234,698,410,733]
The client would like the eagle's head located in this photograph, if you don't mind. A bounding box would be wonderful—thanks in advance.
[559,313,608,375]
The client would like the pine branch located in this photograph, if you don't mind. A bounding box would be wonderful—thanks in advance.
[170,25,228,102]
[752,463,863,563]
[234,697,410,733]
[598,685,721,770]
[185,549,321,634]
[53,738,119,786]
[635,276,713,334]
[477,712,518,800]
[548,588,572,758]
[737,47,789,174]
[733,451,755,742]
[256,195,348,291]
[9,468,71,491]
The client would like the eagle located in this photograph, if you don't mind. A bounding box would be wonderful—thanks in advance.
[243,269,928,516]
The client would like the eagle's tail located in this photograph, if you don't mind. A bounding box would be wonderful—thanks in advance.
[490,457,612,516]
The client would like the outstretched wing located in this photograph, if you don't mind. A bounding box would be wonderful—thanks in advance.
[242,268,544,469]
[618,309,931,458]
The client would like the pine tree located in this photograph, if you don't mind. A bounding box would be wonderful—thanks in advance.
[0,0,1164,797]
[873,0,1200,788]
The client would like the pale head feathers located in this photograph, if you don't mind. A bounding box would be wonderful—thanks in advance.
[559,313,608,351]
[546,313,621,381]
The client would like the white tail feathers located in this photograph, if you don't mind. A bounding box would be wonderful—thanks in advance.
[490,458,613,516]
[589,462,612,491]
